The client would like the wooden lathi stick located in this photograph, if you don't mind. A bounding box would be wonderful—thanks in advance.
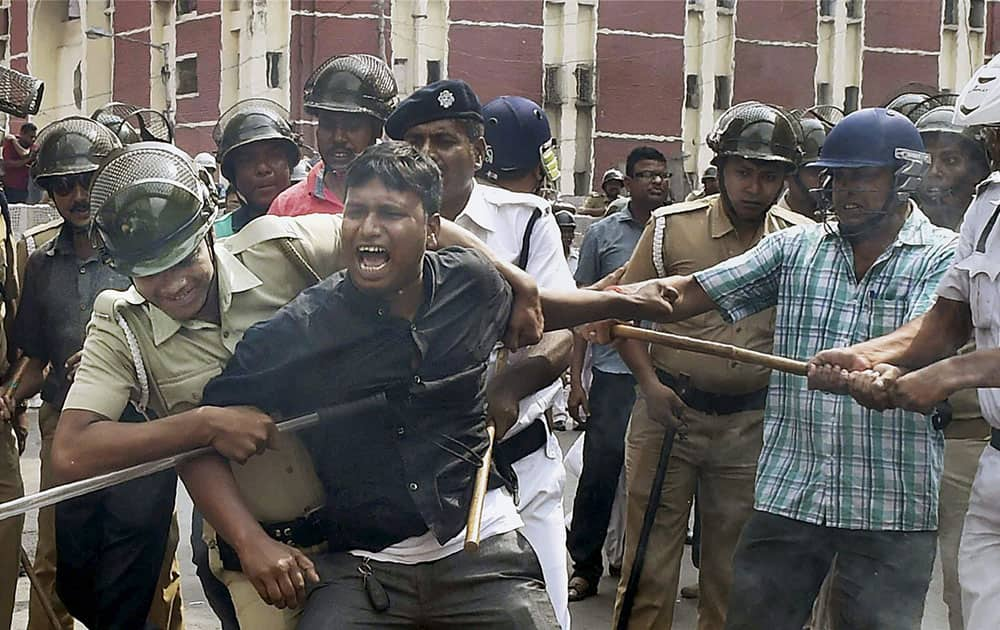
[465,349,509,552]
[610,324,809,376]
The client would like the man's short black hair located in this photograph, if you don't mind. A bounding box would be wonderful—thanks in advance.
[20,122,36,134]
[625,146,667,177]
[346,140,442,216]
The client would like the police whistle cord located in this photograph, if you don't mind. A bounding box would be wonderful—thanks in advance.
[609,324,953,427]
[0,393,387,524]
[465,348,508,552]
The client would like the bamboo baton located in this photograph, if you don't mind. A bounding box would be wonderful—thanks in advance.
[465,349,509,552]
[609,324,953,425]
[610,324,808,375]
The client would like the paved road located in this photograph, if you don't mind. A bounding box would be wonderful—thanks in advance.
[12,419,948,629]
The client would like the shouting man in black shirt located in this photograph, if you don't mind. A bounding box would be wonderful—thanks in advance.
[189,141,679,627]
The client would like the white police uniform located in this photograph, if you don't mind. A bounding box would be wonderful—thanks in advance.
[456,181,574,629]
[938,172,1000,630]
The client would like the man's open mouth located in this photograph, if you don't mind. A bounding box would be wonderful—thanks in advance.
[357,245,390,273]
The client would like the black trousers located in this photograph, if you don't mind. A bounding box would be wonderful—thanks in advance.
[566,369,636,583]
[55,469,177,630]
[300,531,557,628]
[724,510,936,630]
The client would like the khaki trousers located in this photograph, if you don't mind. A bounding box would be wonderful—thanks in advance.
[208,525,327,630]
[613,396,762,630]
[0,421,22,628]
[28,403,74,630]
[939,437,986,630]
[31,402,184,630]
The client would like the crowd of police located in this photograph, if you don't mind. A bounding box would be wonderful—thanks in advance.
[0,48,995,630]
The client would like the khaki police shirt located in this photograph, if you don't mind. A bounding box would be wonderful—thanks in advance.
[621,193,812,394]
[64,214,343,523]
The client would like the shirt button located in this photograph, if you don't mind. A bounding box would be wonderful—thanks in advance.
[408,482,419,491]
[79,304,87,311]
[397,426,406,436]
[222,331,230,339]
[377,308,384,317]
[79,267,86,274]
[413,376,421,384]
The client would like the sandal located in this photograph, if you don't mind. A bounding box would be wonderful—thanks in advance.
[568,576,598,602]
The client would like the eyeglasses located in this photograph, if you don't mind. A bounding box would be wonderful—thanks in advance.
[48,172,94,196]
[633,171,670,182]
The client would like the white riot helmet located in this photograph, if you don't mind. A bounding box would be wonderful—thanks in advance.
[193,152,218,173]
[954,56,1000,127]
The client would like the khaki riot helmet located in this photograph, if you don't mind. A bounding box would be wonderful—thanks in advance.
[31,116,123,184]
[707,101,803,170]
[92,101,174,145]
[213,98,300,182]
[303,54,398,122]
[89,142,216,277]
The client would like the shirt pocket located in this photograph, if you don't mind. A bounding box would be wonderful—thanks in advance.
[156,366,223,413]
[866,297,910,340]
[959,256,1000,331]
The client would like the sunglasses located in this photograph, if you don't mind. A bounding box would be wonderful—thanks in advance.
[48,172,93,196]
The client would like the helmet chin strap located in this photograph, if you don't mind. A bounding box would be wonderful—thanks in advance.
[835,190,896,240]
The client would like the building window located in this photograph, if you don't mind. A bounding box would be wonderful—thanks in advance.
[544,65,563,106]
[714,75,732,110]
[717,0,736,10]
[575,64,595,106]
[65,0,81,21]
[393,58,409,92]
[73,62,82,109]
[177,57,198,95]
[266,52,282,89]
[574,171,590,196]
[426,60,441,84]
[685,74,701,109]
[819,0,835,17]
[970,0,986,29]
[844,85,860,112]
[817,82,833,105]
[944,0,958,25]
[177,0,197,16]
[845,0,861,19]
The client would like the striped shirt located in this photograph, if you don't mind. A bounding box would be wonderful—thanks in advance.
[695,206,957,531]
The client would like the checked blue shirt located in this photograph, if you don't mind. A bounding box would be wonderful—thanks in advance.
[694,205,957,531]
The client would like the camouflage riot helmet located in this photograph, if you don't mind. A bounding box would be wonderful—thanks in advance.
[31,117,122,184]
[213,98,299,181]
[799,118,830,165]
[707,102,802,170]
[89,142,216,277]
[303,54,398,122]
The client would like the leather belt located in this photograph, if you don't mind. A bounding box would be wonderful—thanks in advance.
[217,509,327,573]
[494,417,548,471]
[658,370,768,415]
[990,428,1000,451]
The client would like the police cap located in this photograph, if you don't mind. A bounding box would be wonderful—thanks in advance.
[385,79,483,140]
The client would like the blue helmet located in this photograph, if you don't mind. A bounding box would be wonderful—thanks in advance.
[813,108,931,207]
[481,96,559,183]
[813,108,928,170]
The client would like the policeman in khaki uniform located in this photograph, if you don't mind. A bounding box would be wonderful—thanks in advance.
[614,102,812,629]
[0,171,22,630]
